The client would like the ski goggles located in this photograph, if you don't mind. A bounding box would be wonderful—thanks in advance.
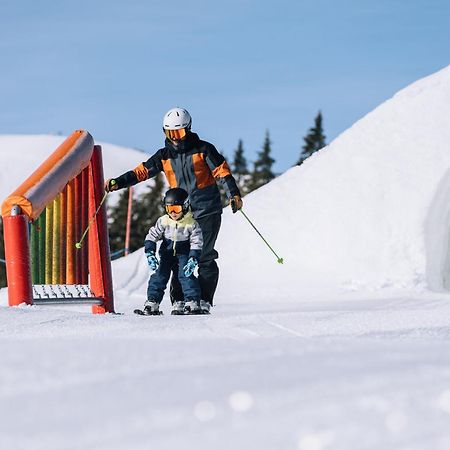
[166,204,183,214]
[163,128,187,140]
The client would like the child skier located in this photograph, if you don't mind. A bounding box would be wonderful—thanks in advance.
[134,187,205,316]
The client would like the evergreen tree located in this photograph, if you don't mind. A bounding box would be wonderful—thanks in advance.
[217,150,231,207]
[297,111,326,165]
[249,130,276,192]
[108,174,166,259]
[232,139,251,196]
[133,173,165,250]
[0,219,6,288]
[108,188,132,258]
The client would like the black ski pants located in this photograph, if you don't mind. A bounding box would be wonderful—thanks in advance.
[170,213,221,306]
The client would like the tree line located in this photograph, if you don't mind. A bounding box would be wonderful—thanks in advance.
[0,111,326,285]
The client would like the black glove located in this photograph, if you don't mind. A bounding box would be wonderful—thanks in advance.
[104,178,118,192]
[230,195,243,213]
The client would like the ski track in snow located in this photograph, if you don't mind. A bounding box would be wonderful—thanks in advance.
[1,293,450,450]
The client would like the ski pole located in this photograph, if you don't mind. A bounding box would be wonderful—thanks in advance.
[75,184,112,249]
[239,209,284,264]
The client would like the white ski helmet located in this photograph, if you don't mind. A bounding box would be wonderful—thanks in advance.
[163,107,192,131]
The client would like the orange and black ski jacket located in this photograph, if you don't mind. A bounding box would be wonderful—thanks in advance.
[114,133,241,219]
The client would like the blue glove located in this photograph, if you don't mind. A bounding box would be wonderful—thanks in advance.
[183,257,198,277]
[146,251,159,271]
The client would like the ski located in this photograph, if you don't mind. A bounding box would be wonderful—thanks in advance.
[133,308,163,316]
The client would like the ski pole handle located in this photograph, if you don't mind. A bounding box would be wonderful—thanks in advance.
[239,209,284,264]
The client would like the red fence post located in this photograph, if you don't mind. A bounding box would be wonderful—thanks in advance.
[3,208,33,306]
[88,145,115,314]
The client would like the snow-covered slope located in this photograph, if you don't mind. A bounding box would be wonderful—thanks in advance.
[2,68,450,450]
[220,65,450,295]
[114,65,450,301]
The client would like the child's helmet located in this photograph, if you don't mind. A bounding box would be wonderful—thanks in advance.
[164,187,190,215]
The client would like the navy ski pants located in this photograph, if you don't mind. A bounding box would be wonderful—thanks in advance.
[148,253,201,303]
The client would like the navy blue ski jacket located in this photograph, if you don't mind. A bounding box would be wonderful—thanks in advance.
[113,133,241,219]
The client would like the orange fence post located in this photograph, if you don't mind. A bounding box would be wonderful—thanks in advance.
[80,167,89,283]
[88,145,114,314]
[3,208,33,306]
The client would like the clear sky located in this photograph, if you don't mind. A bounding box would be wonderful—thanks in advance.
[0,0,449,172]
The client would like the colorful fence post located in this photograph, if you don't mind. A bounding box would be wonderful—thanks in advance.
[88,145,114,314]
[3,206,33,306]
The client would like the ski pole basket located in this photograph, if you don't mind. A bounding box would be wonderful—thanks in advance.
[1,130,114,314]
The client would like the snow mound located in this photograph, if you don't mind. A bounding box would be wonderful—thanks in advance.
[111,66,450,302]
[216,64,450,297]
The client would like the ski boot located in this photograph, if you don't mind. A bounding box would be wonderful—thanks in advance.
[185,299,211,315]
[199,300,211,315]
[171,300,186,315]
[134,300,162,316]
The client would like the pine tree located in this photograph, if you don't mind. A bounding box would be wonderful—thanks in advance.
[232,139,251,196]
[107,174,166,259]
[297,111,326,165]
[133,173,165,251]
[249,130,276,192]
[108,188,132,259]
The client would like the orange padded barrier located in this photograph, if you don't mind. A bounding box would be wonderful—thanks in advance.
[1,130,94,220]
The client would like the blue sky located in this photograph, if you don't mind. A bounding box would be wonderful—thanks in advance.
[0,0,449,172]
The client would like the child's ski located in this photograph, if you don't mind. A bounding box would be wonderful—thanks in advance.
[133,308,163,316]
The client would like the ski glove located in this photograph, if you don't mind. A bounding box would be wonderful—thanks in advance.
[104,178,119,192]
[183,257,198,277]
[230,195,243,213]
[146,251,159,271]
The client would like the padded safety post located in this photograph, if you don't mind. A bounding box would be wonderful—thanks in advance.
[3,210,33,306]
[88,145,114,314]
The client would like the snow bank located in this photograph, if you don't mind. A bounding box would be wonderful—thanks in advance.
[226,65,450,296]
[114,65,450,301]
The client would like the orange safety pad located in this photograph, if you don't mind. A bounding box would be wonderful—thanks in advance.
[1,130,94,219]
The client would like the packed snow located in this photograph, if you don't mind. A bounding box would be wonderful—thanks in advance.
[1,66,450,449]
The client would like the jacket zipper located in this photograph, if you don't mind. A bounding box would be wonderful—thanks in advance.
[173,222,178,256]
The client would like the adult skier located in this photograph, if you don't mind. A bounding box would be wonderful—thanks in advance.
[105,107,243,314]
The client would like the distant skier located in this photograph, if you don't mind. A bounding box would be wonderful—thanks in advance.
[135,188,204,316]
[105,107,243,314]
